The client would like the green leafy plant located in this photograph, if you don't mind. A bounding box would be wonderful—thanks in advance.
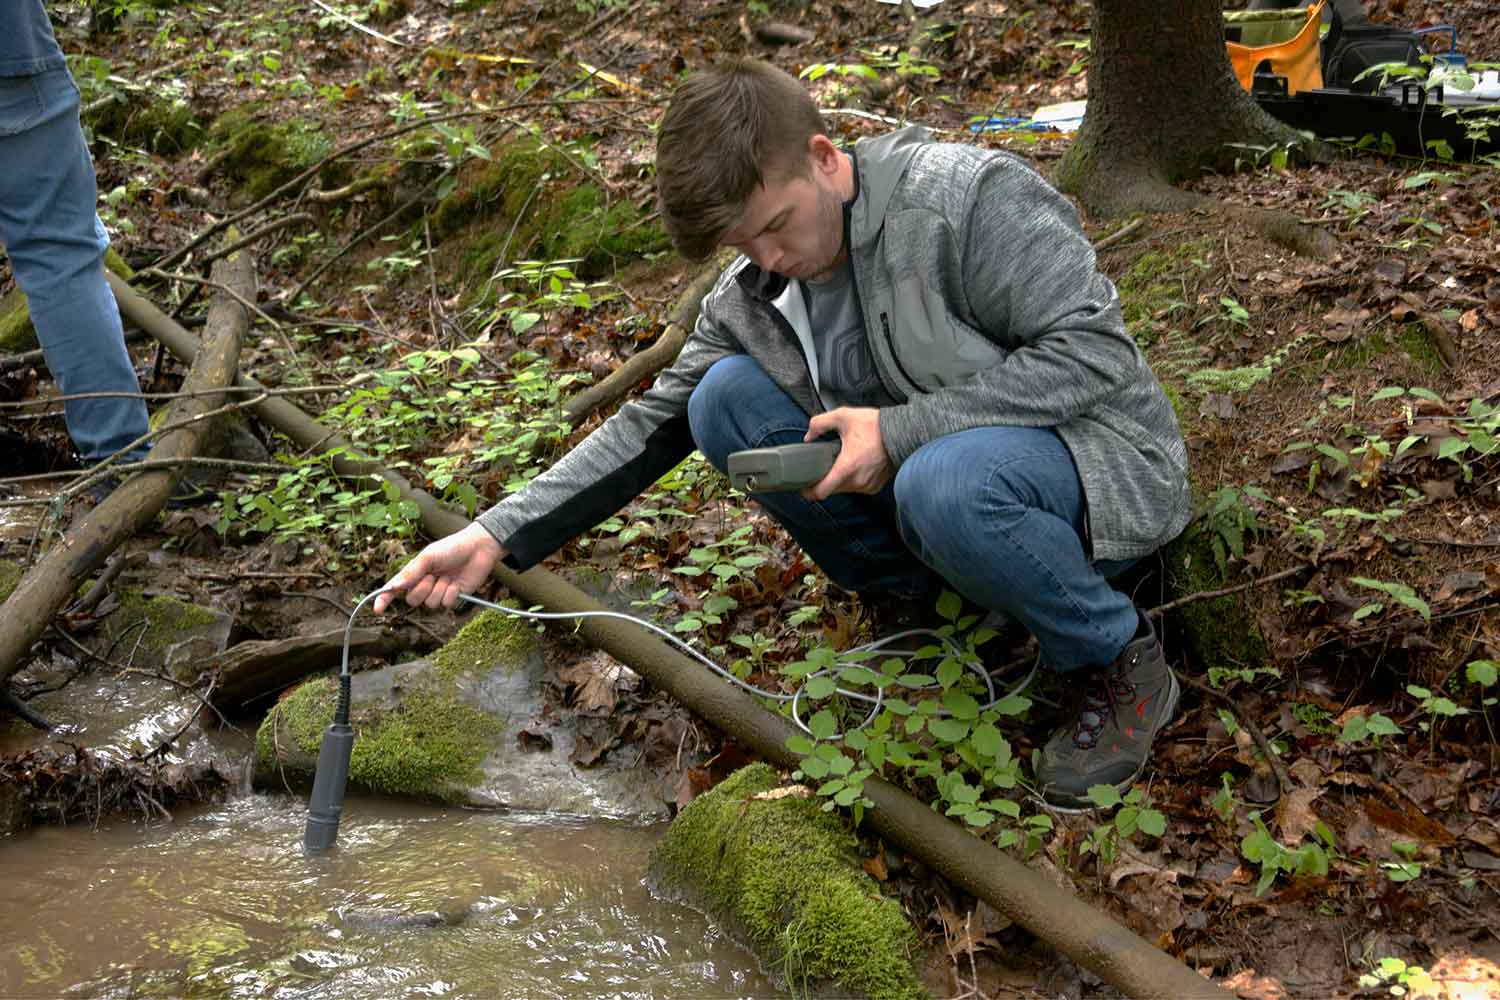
[1350,577,1431,622]
[1199,484,1268,578]
[1239,812,1335,896]
[1381,840,1423,883]
[1468,659,1498,747]
[670,523,771,635]
[1186,333,1309,394]
[1358,955,1435,997]
[1079,784,1167,865]
[1339,711,1402,746]
[1407,682,1467,750]
[783,593,1045,838]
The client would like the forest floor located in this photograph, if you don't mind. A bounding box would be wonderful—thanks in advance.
[3,1,1500,997]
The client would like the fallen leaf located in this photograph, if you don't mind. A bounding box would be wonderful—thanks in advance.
[1321,300,1371,341]
[1460,307,1481,332]
[1221,967,1290,999]
[1275,787,1324,846]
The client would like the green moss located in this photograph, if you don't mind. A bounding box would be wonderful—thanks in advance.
[348,687,501,795]
[208,109,335,202]
[0,248,132,352]
[255,612,520,800]
[256,674,334,769]
[86,93,202,154]
[430,608,536,680]
[1396,323,1445,376]
[1161,525,1271,678]
[0,559,20,604]
[649,764,926,1000]
[434,138,669,307]
[1114,239,1210,348]
[1323,332,1391,371]
[109,587,223,663]
[535,186,669,276]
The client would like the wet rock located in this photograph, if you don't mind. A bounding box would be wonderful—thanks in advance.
[254,608,668,820]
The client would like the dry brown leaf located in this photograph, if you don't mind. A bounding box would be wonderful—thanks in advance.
[1221,967,1290,999]
[1275,787,1324,846]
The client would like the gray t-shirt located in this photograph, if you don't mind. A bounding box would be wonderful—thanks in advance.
[800,260,898,409]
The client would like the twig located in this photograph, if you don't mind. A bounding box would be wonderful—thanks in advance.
[202,213,316,265]
[1179,672,1293,800]
[0,383,346,410]
[61,392,271,502]
[308,0,407,46]
[66,551,146,618]
[0,684,54,731]
[1094,218,1145,251]
[1146,563,1313,617]
[286,169,452,304]
[1,456,284,489]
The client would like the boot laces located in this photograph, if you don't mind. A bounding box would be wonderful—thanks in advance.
[1070,661,1137,750]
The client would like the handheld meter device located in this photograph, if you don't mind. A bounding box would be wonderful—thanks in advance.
[727,441,840,493]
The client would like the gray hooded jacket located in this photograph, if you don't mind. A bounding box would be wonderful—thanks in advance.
[479,126,1191,569]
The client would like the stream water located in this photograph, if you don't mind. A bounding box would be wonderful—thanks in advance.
[0,793,784,998]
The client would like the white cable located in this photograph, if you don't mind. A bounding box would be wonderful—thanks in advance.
[348,589,1039,738]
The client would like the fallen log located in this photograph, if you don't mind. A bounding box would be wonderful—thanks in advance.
[208,626,408,714]
[112,276,1231,1000]
[0,250,254,685]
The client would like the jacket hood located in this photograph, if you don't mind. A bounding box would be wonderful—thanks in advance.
[848,125,931,249]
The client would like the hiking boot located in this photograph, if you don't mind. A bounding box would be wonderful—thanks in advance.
[84,471,215,509]
[1035,614,1179,811]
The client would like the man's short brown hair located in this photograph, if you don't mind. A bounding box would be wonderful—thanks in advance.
[655,59,826,260]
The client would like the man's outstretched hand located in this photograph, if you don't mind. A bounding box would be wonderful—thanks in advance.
[373,522,507,613]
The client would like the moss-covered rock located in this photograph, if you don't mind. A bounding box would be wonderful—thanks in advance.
[85,91,203,155]
[105,587,233,680]
[433,138,669,306]
[207,109,337,203]
[256,607,668,816]
[255,671,504,798]
[1161,522,1272,682]
[0,247,134,353]
[648,763,927,1000]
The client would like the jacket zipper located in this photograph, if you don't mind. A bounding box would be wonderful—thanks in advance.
[876,311,920,395]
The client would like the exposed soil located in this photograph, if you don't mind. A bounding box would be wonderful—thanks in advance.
[2,2,1499,997]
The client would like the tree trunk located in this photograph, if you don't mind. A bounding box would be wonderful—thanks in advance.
[1054,0,1307,217]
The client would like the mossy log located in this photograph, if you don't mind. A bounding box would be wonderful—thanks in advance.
[649,763,927,1000]
[0,249,254,685]
[115,276,1233,1000]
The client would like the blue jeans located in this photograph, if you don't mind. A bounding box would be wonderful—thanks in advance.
[687,355,1140,671]
[0,66,148,464]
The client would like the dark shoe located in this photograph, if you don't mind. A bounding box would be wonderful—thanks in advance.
[1035,614,1179,811]
[85,471,215,509]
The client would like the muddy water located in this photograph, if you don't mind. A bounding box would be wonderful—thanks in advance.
[0,794,784,998]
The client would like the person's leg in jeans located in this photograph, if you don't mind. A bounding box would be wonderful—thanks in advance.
[687,354,939,599]
[892,427,1179,808]
[0,67,149,465]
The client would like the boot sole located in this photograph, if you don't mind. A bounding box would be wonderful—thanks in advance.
[1035,666,1182,814]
